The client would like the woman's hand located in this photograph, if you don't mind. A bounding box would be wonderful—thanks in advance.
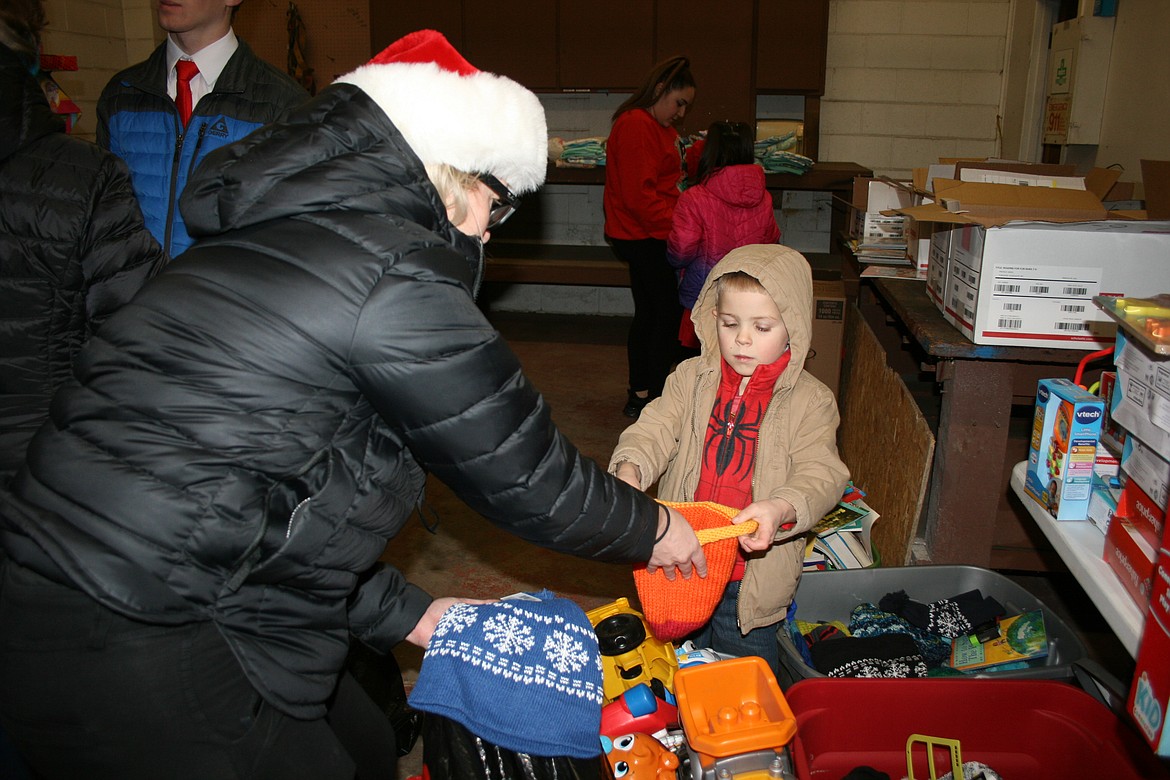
[404,597,494,648]
[648,505,707,581]
[733,498,798,552]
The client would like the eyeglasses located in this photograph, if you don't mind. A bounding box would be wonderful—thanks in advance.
[478,173,518,229]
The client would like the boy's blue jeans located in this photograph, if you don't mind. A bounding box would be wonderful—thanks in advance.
[687,579,782,677]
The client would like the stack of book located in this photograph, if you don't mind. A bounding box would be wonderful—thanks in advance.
[851,233,910,265]
[804,496,880,571]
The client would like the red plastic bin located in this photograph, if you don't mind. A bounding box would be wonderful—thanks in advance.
[786,678,1169,779]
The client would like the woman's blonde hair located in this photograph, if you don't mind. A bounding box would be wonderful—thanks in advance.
[425,163,479,227]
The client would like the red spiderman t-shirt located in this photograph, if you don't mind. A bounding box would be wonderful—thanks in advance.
[694,353,790,580]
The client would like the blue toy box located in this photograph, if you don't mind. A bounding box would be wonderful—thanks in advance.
[1024,378,1105,520]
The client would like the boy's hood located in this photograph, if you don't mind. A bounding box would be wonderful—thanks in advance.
[691,244,815,379]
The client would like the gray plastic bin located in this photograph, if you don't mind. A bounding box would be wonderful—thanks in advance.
[777,565,1088,688]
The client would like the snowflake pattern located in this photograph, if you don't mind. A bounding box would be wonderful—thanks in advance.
[421,597,604,705]
[830,655,927,679]
[544,630,588,673]
[926,601,973,638]
[483,613,536,654]
[433,602,478,637]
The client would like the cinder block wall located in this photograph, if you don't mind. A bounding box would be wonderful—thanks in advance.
[40,0,158,141]
[821,0,1011,180]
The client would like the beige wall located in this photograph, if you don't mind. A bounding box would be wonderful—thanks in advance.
[39,0,156,141]
[1096,1,1170,191]
[821,0,1012,179]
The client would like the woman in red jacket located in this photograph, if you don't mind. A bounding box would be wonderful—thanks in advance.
[667,120,781,351]
[603,56,696,417]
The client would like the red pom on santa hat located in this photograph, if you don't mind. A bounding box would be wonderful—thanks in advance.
[368,29,478,76]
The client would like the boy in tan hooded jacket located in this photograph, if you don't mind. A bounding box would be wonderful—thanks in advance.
[609,244,849,672]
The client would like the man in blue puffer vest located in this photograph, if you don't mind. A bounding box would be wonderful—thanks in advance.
[97,0,307,258]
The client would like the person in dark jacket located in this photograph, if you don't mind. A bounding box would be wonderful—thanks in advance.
[0,30,707,779]
[97,0,307,258]
[0,1,165,481]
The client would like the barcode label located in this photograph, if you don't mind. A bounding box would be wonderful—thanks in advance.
[1060,304,1086,313]
[1055,322,1089,331]
[994,283,1021,293]
[1063,286,1088,296]
[1029,285,1050,294]
[998,318,1023,329]
[1003,303,1023,311]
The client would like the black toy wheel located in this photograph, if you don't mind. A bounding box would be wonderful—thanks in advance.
[594,613,647,656]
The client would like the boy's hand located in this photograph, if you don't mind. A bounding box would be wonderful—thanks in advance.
[614,462,641,489]
[733,498,798,552]
[648,505,707,580]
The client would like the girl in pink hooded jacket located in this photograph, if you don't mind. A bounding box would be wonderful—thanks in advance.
[668,121,781,348]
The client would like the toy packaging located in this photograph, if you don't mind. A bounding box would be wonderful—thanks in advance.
[1024,378,1105,520]
[1129,558,1170,757]
[948,610,1048,673]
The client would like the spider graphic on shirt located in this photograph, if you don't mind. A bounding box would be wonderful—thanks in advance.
[706,396,762,478]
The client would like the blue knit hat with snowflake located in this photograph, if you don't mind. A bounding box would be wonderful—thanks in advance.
[407,590,604,758]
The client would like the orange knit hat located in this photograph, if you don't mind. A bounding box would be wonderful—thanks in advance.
[633,501,758,642]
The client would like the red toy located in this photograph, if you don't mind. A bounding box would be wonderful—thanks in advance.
[601,732,680,779]
[600,682,679,740]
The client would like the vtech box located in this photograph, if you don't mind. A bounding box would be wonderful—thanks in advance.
[1024,378,1105,520]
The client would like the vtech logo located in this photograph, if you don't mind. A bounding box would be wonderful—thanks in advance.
[1037,386,1050,402]
[1075,407,1102,424]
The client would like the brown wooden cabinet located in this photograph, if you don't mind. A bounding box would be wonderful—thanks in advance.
[463,1,559,89]
[368,2,463,53]
[559,1,655,90]
[369,1,828,148]
[657,0,755,132]
[756,0,829,94]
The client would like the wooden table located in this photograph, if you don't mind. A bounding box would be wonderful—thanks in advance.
[861,277,1097,567]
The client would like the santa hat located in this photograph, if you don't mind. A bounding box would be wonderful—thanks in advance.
[335,30,547,194]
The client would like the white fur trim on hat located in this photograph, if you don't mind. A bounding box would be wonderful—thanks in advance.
[336,61,548,195]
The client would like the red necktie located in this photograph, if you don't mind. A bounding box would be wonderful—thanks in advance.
[176,59,199,127]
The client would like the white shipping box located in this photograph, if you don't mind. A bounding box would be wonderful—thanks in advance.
[940,220,1170,349]
[1112,330,1170,456]
[848,178,914,239]
[926,227,953,310]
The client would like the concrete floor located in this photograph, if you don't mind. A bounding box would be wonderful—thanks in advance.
[388,308,1140,779]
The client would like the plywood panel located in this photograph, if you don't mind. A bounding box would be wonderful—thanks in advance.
[838,303,934,566]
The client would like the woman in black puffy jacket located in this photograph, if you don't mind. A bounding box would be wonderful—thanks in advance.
[0,29,705,779]
[0,2,164,480]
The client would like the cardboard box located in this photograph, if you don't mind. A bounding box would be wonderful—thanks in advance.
[925,226,953,310]
[1111,330,1170,455]
[936,220,1170,349]
[1094,449,1119,479]
[1098,371,1128,454]
[1024,378,1104,520]
[1087,474,1120,534]
[1129,557,1170,757]
[1103,516,1156,608]
[1121,476,1169,553]
[1122,436,1170,509]
[806,280,845,396]
[848,177,914,240]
